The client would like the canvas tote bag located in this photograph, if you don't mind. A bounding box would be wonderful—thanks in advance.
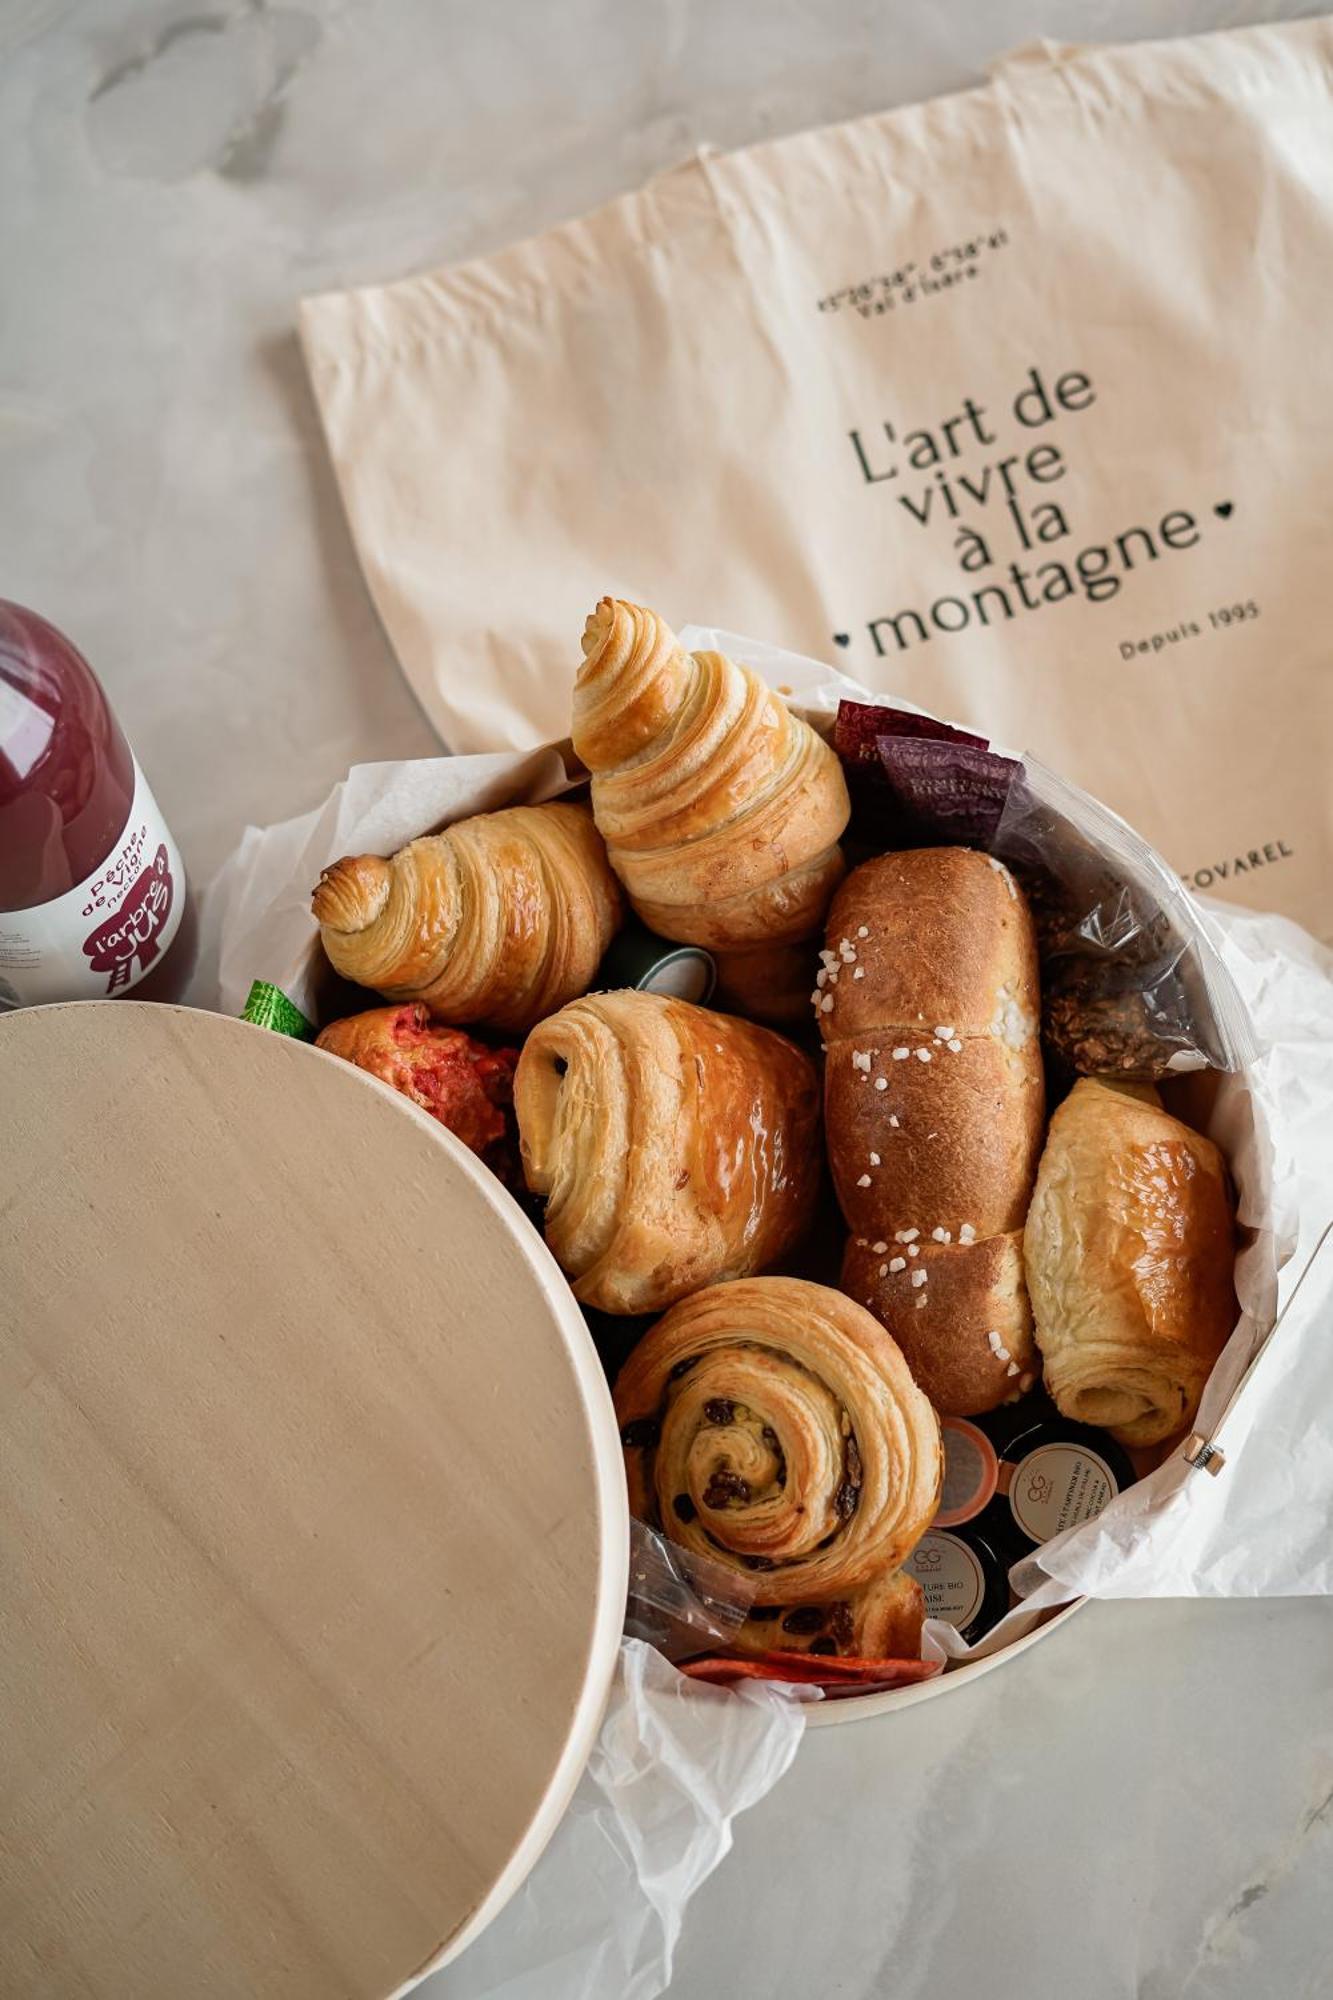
[300,20,1333,938]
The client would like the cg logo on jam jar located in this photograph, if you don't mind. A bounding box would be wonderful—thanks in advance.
[1024,1468,1055,1510]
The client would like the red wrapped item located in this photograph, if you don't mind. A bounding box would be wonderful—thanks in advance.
[679,1649,941,1694]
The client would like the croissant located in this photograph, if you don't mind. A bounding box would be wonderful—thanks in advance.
[514,991,819,1314]
[315,1004,516,1156]
[615,1278,941,1645]
[311,802,622,1036]
[572,598,850,955]
[1024,1078,1236,1447]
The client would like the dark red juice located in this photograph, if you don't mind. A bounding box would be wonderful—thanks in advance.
[0,602,195,1006]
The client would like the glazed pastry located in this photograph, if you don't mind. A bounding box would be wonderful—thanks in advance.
[1024,1078,1235,1447]
[616,1278,940,1630]
[515,992,819,1314]
[316,1004,516,1156]
[312,802,622,1036]
[822,848,1046,1416]
[572,598,850,954]
[735,1567,926,1662]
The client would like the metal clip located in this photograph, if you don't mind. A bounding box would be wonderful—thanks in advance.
[1181,1433,1226,1475]
[1178,1220,1333,1481]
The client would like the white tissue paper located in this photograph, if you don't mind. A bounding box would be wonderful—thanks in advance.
[203,632,1333,1993]
[413,1640,808,2000]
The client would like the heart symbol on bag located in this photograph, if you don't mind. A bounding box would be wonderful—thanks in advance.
[832,632,851,648]
[1214,501,1234,519]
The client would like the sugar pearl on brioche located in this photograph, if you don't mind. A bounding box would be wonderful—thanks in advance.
[821,848,1045,1416]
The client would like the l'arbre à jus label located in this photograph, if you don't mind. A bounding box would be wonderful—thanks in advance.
[0,761,185,1006]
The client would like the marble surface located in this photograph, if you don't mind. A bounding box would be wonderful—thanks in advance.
[4,4,1332,1997]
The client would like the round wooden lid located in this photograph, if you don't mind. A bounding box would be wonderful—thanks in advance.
[1,1003,627,1999]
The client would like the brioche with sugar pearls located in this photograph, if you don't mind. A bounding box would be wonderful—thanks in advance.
[820,847,1046,1416]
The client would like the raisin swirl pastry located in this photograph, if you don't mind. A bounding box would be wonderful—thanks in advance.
[615,1277,941,1648]
[515,992,819,1314]
[572,599,850,1011]
[312,802,622,1037]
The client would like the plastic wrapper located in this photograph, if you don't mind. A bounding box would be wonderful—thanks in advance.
[988,757,1255,1078]
[624,1518,757,1662]
[413,1639,809,2000]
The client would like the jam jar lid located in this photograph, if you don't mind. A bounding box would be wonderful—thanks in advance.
[996,1417,1135,1547]
[935,1416,1001,1528]
[902,1524,1009,1647]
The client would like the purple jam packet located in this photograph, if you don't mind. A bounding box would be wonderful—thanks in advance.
[832,699,988,764]
[833,699,1018,846]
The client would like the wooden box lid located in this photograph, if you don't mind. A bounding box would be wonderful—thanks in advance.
[1,1002,627,1999]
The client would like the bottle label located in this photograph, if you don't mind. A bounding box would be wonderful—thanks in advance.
[1006,1442,1117,1543]
[0,761,185,1006]
[902,1532,986,1630]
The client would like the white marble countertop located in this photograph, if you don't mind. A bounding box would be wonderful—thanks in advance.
[5,3,1331,1996]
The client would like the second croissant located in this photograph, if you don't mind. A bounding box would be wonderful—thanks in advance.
[312,801,622,1036]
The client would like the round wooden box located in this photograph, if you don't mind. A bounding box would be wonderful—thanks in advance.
[1,1003,628,1999]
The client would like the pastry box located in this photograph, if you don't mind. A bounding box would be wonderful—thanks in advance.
[209,608,1287,1729]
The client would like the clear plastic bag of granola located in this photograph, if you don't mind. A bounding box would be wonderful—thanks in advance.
[989,756,1258,1079]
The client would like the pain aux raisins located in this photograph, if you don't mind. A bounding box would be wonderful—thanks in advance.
[703,1398,735,1425]
[619,1417,660,1449]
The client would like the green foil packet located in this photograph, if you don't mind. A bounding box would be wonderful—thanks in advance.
[241,979,314,1041]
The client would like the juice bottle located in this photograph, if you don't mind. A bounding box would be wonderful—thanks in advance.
[0,602,196,1007]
